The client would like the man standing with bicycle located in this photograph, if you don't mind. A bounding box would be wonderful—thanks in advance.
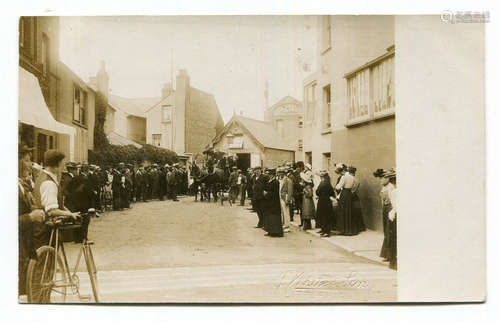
[31,150,80,250]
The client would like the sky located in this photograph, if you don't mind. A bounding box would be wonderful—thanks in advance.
[59,16,317,123]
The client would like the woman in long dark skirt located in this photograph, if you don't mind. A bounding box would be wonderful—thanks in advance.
[373,168,394,261]
[350,167,366,233]
[385,169,397,270]
[335,164,359,236]
[262,169,284,237]
[300,173,315,231]
[315,171,335,237]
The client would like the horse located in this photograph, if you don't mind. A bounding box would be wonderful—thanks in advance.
[194,166,226,202]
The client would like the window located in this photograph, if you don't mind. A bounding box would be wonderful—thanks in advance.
[298,116,303,128]
[305,152,312,165]
[322,152,331,171]
[73,87,80,122]
[227,135,234,145]
[372,56,395,115]
[305,82,316,121]
[347,69,370,122]
[345,51,395,125]
[298,139,303,152]
[152,134,162,147]
[41,33,49,75]
[162,105,172,122]
[37,133,47,165]
[229,135,243,149]
[19,17,34,57]
[81,91,87,125]
[276,119,284,137]
[322,16,332,52]
[323,84,331,129]
[73,86,87,126]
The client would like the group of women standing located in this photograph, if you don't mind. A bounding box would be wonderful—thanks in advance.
[257,162,398,271]
[298,163,366,238]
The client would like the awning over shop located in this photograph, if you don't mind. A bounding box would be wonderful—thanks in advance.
[19,67,75,160]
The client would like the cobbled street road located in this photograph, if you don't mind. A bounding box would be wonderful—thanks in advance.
[64,197,396,303]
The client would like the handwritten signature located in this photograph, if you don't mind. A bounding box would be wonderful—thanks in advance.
[275,270,369,296]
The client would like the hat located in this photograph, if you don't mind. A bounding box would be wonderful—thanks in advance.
[266,168,276,175]
[276,167,285,174]
[383,168,396,178]
[318,170,329,178]
[373,168,385,178]
[18,144,34,159]
[300,171,313,183]
[334,163,346,174]
[253,166,262,170]
[232,166,238,170]
[348,166,357,174]
[32,162,42,171]
[66,162,80,169]
[304,163,312,171]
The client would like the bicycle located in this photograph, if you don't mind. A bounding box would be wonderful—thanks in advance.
[26,209,100,303]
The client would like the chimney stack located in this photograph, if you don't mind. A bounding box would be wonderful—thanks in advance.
[96,60,109,100]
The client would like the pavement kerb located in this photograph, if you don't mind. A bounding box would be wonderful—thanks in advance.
[288,221,388,266]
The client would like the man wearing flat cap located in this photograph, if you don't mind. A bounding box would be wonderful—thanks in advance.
[32,150,79,246]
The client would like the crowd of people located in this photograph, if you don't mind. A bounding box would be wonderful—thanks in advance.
[17,145,191,299]
[60,161,189,214]
[18,145,398,301]
[221,160,397,270]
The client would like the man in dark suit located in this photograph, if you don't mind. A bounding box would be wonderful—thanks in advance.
[135,167,145,202]
[246,168,255,212]
[167,167,178,201]
[112,167,122,210]
[66,163,92,213]
[61,162,79,208]
[252,166,268,228]
[228,166,239,203]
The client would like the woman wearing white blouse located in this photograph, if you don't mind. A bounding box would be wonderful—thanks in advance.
[335,165,360,236]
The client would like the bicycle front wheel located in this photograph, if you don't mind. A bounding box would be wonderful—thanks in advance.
[83,244,100,302]
[26,246,68,303]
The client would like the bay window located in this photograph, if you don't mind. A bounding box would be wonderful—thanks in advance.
[345,47,395,126]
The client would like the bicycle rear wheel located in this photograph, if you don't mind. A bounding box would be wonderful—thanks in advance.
[26,246,68,303]
[83,244,100,302]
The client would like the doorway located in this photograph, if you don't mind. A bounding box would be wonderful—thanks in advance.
[236,153,251,171]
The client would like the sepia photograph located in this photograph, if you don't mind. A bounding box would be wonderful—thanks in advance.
[16,13,485,304]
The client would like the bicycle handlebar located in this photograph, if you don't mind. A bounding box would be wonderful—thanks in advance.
[46,209,98,227]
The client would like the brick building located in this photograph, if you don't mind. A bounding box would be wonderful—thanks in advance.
[19,16,95,163]
[212,115,295,169]
[145,69,224,161]
[264,96,304,162]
